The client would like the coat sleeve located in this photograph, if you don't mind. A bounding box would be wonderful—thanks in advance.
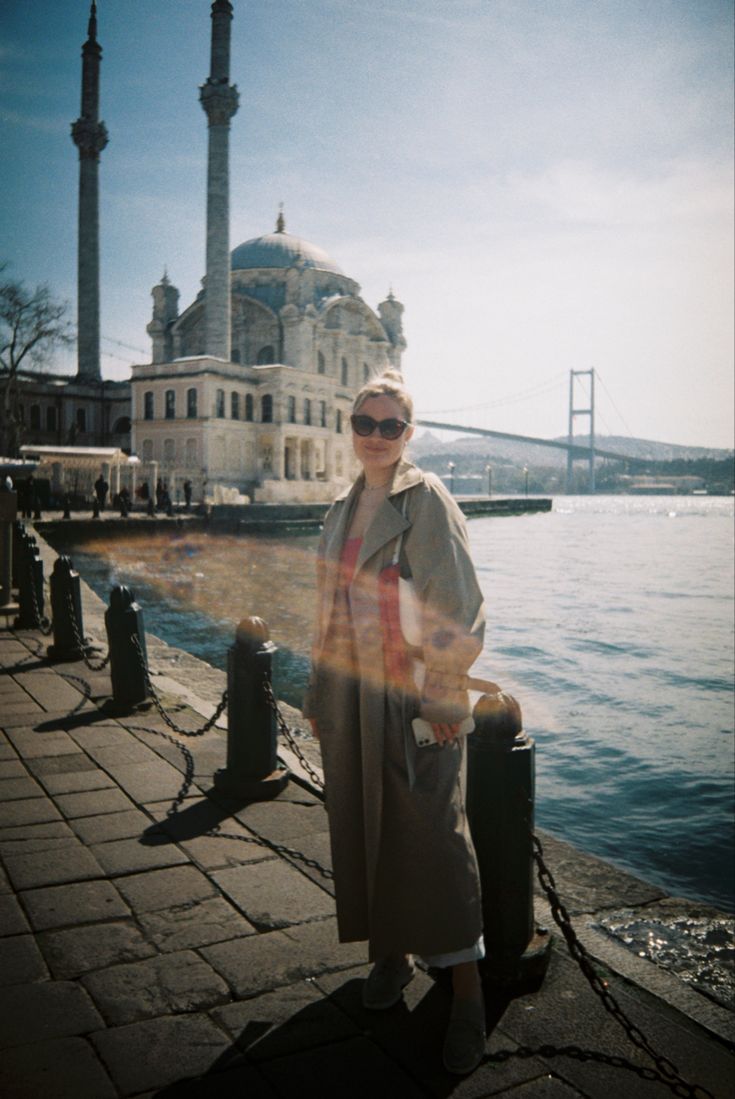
[404,477,486,724]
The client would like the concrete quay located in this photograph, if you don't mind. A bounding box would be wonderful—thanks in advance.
[1,557,733,1097]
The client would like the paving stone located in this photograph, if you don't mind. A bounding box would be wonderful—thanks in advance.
[3,727,80,758]
[0,1036,117,1099]
[0,981,104,1049]
[212,980,358,1061]
[86,740,163,768]
[0,893,30,936]
[90,1014,233,1096]
[104,758,189,803]
[138,896,256,952]
[15,670,87,711]
[177,830,274,869]
[212,859,334,930]
[26,752,98,776]
[114,864,217,914]
[0,934,49,985]
[0,759,27,779]
[54,787,137,819]
[37,767,115,795]
[21,879,130,931]
[0,820,77,858]
[0,864,8,893]
[1,702,44,720]
[0,773,45,800]
[235,798,330,842]
[259,1035,427,1099]
[2,843,104,890]
[82,950,230,1025]
[89,835,190,876]
[38,920,157,979]
[0,796,62,827]
[0,737,19,760]
[201,918,365,998]
[69,807,152,844]
[68,724,129,750]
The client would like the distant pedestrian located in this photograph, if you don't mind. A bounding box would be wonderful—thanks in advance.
[156,478,164,509]
[183,479,193,511]
[94,473,109,511]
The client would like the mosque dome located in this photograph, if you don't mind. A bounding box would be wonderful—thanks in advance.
[231,219,344,276]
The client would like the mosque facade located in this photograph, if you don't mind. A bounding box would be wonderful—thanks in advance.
[132,219,405,502]
[130,0,405,503]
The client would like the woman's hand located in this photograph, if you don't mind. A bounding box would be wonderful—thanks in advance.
[308,718,320,742]
[430,721,461,745]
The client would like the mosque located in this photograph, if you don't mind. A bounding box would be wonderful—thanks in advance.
[13,2,407,505]
[133,0,405,502]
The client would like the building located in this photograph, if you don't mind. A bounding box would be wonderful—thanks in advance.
[131,0,406,503]
[132,219,405,502]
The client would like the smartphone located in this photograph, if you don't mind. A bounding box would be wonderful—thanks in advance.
[411,715,475,748]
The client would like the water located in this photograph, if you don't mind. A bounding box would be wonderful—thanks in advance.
[46,496,734,920]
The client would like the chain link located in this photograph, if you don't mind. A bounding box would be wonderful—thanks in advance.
[27,566,53,636]
[262,678,324,790]
[64,590,111,671]
[130,633,228,737]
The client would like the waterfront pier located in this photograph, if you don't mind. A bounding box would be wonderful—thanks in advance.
[0,533,732,1097]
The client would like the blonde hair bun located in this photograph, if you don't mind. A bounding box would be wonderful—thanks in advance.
[353,369,414,421]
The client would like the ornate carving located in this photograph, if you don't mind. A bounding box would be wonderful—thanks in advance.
[71,117,109,159]
[199,81,239,125]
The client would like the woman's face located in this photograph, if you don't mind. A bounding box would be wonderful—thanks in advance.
[351,394,414,477]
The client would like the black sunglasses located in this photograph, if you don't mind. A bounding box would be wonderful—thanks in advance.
[350,414,410,440]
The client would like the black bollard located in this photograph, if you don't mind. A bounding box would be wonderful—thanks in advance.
[120,496,129,518]
[146,497,155,517]
[467,691,551,987]
[15,538,44,629]
[105,585,149,710]
[214,617,289,800]
[32,494,42,521]
[92,497,100,518]
[47,556,85,661]
[12,521,25,588]
[62,493,71,520]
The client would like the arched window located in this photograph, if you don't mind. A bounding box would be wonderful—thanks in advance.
[261,394,273,423]
[144,391,154,420]
[320,400,327,428]
[187,388,198,418]
[341,357,349,385]
[304,398,312,426]
[142,439,153,462]
[163,438,175,463]
[317,351,326,375]
[231,392,240,420]
[46,407,57,432]
[165,389,176,419]
[112,417,131,434]
[336,409,343,434]
[76,408,87,433]
[30,405,41,430]
[257,345,275,365]
[185,438,197,467]
[216,389,225,417]
[245,393,254,421]
[287,396,296,423]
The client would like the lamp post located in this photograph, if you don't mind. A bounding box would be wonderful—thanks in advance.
[485,464,492,498]
[448,461,456,495]
[523,466,529,497]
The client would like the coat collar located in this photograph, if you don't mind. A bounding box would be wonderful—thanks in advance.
[328,459,423,574]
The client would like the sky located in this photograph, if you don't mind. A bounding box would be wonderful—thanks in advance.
[1,0,733,449]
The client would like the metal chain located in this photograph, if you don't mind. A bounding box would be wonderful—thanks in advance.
[130,633,228,738]
[64,590,111,671]
[526,828,714,1099]
[27,568,53,636]
[262,678,324,791]
[127,723,333,880]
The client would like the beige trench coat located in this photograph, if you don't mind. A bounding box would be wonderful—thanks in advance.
[302,459,486,959]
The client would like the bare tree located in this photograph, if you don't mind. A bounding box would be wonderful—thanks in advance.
[0,266,74,456]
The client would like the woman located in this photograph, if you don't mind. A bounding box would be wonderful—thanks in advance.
[302,370,488,1075]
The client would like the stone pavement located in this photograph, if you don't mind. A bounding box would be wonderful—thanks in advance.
[1,614,733,1098]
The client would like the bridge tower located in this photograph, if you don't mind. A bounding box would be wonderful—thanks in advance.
[566,368,596,493]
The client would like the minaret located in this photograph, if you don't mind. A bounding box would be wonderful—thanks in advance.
[199,1,239,360]
[70,1,108,381]
[378,289,407,370]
